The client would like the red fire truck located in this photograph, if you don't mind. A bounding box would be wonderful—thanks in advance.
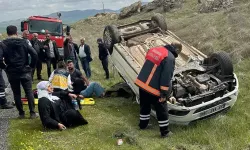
[21,16,70,56]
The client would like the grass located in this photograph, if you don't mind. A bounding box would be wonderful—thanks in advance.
[7,0,250,149]
[8,58,250,150]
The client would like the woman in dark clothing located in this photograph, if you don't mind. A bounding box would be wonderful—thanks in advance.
[37,81,88,130]
[97,38,109,79]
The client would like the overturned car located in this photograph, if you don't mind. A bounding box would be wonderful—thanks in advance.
[103,14,239,125]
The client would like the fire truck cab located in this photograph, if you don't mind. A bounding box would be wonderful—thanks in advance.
[21,16,70,56]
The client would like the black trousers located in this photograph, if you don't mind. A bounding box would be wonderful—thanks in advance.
[101,58,109,79]
[46,58,57,78]
[139,88,169,135]
[0,69,7,106]
[32,59,42,80]
[8,72,35,115]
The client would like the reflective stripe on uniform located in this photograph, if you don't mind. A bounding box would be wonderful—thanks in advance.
[146,64,157,85]
[160,86,169,91]
[140,114,150,120]
[140,114,150,117]
[158,120,169,127]
[159,123,169,127]
[158,120,169,124]
[135,79,160,96]
[0,92,5,97]
[51,74,68,90]
[140,117,150,120]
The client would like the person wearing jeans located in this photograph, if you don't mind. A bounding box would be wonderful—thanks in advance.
[78,38,92,78]
[43,34,60,78]
[80,82,105,98]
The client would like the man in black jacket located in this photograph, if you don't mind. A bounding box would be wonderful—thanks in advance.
[78,38,92,78]
[43,33,60,78]
[31,33,44,80]
[0,25,38,118]
[135,42,182,138]
[97,38,109,79]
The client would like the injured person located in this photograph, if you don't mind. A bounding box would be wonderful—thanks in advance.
[37,81,88,130]
[67,60,105,98]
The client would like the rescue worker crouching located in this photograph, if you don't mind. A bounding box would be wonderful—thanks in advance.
[49,61,73,92]
[135,42,182,138]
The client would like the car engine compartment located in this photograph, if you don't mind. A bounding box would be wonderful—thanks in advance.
[172,64,235,107]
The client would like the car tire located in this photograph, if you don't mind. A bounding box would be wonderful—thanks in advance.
[103,25,121,55]
[209,51,233,76]
[151,13,168,31]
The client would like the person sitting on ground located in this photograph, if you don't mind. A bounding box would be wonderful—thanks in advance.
[37,81,88,130]
[67,60,105,98]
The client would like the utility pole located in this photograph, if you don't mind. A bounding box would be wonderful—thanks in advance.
[102,1,105,13]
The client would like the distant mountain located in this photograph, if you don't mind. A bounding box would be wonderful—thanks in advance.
[0,18,24,33]
[0,9,119,33]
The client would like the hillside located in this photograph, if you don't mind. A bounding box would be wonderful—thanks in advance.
[46,9,119,24]
[71,0,250,64]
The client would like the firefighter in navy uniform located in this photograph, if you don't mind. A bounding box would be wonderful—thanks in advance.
[135,42,182,138]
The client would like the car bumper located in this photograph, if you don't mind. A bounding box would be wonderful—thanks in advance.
[151,73,239,125]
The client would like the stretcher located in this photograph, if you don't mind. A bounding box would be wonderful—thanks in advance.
[21,98,95,105]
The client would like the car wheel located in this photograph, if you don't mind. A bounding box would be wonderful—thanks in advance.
[209,51,233,76]
[103,25,121,55]
[151,13,168,31]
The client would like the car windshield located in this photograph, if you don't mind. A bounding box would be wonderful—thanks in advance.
[28,20,63,36]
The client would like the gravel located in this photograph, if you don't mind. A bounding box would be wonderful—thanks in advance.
[0,70,18,150]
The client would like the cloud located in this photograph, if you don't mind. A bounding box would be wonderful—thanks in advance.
[0,0,152,22]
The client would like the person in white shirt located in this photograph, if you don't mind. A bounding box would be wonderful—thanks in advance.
[78,38,92,78]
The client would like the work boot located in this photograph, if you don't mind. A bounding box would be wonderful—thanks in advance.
[161,131,173,138]
[18,114,25,119]
[0,104,14,109]
[139,124,153,130]
[38,77,44,80]
[30,113,39,119]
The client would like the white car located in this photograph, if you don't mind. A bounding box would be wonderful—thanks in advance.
[103,14,239,125]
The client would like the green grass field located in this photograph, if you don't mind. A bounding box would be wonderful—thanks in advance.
[7,58,250,150]
[7,0,250,149]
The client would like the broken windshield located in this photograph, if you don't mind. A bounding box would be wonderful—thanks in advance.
[28,20,63,36]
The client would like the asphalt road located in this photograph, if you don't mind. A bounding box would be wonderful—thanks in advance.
[0,70,18,150]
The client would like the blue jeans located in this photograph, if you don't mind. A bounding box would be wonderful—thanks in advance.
[80,82,104,98]
[80,57,91,78]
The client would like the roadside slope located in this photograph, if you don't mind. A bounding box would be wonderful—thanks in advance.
[72,0,250,63]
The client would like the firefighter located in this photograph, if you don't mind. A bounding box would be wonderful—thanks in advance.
[135,42,182,138]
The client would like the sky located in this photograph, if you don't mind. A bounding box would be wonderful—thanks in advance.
[0,0,152,22]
